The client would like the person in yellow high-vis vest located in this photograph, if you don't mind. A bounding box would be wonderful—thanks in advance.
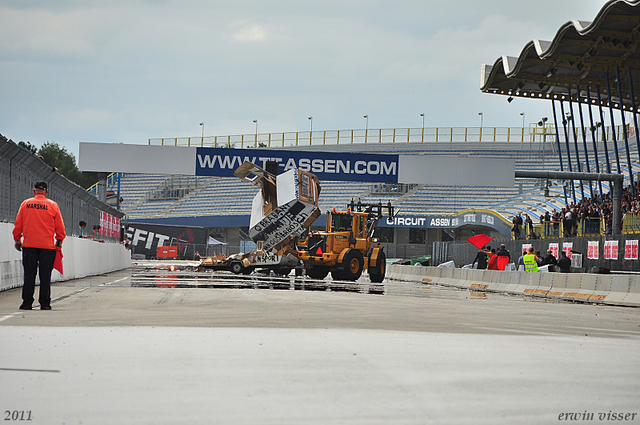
[523,247,539,272]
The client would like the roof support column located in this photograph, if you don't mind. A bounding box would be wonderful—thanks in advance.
[567,87,585,198]
[551,99,569,205]
[559,100,577,203]
[605,73,622,173]
[585,85,604,199]
[627,67,640,158]
[596,86,613,174]
[616,66,634,196]
[576,84,594,199]
[612,177,623,236]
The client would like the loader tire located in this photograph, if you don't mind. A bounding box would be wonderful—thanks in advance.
[342,249,364,281]
[306,266,330,279]
[369,249,386,283]
[331,270,346,281]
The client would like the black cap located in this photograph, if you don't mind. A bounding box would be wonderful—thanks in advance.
[34,181,48,191]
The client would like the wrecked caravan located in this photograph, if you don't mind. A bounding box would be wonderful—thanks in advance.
[198,162,321,275]
[236,161,321,252]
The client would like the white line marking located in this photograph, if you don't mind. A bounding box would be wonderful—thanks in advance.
[99,277,128,286]
[0,312,23,323]
[1,286,94,323]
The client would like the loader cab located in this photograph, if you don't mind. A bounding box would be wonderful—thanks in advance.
[330,212,353,232]
[328,209,368,248]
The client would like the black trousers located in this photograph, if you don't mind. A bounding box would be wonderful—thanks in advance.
[22,247,56,307]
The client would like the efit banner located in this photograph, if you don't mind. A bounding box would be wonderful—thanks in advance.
[124,223,208,259]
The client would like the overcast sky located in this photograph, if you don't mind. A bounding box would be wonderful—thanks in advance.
[0,0,608,159]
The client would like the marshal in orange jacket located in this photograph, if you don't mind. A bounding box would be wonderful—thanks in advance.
[13,194,66,249]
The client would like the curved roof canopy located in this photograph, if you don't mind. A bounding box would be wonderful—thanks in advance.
[481,0,640,112]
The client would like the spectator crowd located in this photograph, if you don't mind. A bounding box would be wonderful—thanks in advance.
[511,181,640,239]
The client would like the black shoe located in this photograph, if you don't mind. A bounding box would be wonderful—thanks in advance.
[40,305,52,311]
[19,303,32,310]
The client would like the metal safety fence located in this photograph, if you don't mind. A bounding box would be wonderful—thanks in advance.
[516,219,605,240]
[0,136,123,239]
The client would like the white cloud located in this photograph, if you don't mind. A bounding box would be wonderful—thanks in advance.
[231,24,268,42]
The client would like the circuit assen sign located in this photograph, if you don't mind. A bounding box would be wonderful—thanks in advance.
[379,210,511,234]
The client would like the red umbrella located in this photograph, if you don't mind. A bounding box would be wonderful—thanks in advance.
[467,234,494,249]
[53,246,63,274]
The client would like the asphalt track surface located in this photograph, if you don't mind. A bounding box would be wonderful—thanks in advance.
[1,262,639,425]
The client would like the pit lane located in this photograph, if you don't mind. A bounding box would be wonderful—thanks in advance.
[127,261,578,304]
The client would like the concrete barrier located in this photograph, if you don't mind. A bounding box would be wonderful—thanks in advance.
[485,270,502,292]
[387,264,639,307]
[511,270,531,295]
[1,223,131,292]
[497,271,521,294]
[590,274,611,304]
[457,268,476,290]
[578,274,601,303]
[608,275,631,306]
[386,264,399,281]
[422,266,438,285]
[440,266,454,286]
[406,265,425,283]
[625,276,640,306]
[522,272,540,296]
[538,272,556,296]
[521,272,551,298]
[561,274,586,303]
[498,271,516,293]
[478,270,498,292]
[547,273,568,299]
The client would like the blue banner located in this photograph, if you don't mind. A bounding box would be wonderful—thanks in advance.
[195,147,400,182]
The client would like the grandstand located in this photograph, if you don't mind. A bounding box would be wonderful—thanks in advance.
[114,136,635,219]
[104,128,638,256]
[112,140,536,220]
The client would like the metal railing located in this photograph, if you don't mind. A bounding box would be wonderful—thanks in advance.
[87,172,119,196]
[623,213,640,234]
[149,124,627,149]
[515,218,615,239]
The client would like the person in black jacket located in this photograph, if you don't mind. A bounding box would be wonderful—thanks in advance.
[543,250,557,266]
[541,249,556,271]
[472,246,489,269]
[557,250,571,273]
